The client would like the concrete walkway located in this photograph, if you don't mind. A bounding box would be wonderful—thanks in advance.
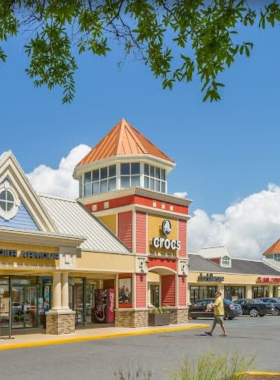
[0,323,209,350]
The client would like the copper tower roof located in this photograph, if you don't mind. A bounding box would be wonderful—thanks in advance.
[264,238,280,256]
[77,118,174,166]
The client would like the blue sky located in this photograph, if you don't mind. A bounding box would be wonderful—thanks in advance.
[1,23,280,259]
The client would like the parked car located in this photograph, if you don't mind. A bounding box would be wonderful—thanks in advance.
[256,298,280,316]
[233,298,267,317]
[189,298,242,320]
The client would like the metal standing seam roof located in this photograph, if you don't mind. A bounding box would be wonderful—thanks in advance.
[76,118,174,166]
[39,195,130,254]
[264,238,280,256]
[189,254,280,276]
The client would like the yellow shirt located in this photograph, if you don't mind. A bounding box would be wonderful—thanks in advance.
[214,296,224,316]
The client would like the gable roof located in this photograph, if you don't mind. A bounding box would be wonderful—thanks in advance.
[189,253,280,276]
[198,246,231,259]
[40,194,131,254]
[76,118,174,167]
[263,238,280,256]
[0,152,56,232]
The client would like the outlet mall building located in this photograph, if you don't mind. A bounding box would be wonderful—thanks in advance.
[1,119,280,334]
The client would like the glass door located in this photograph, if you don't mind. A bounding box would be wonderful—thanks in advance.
[11,285,38,329]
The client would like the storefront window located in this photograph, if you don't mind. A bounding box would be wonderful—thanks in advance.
[224,286,245,301]
[273,286,280,298]
[252,286,269,298]
[190,286,217,304]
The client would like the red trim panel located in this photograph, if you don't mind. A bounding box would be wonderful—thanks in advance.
[148,257,177,271]
[136,211,147,254]
[161,275,175,306]
[87,195,188,215]
[178,219,187,258]
[178,276,187,306]
[136,274,146,308]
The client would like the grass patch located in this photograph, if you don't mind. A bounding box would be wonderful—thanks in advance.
[171,352,255,380]
[113,352,254,380]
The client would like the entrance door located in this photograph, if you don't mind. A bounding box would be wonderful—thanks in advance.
[150,284,159,307]
[11,285,38,329]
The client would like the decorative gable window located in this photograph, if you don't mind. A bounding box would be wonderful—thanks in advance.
[0,182,20,220]
[221,256,231,267]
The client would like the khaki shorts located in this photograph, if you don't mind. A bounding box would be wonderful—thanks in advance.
[214,315,224,325]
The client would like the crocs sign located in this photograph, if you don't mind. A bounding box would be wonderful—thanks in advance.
[152,220,181,251]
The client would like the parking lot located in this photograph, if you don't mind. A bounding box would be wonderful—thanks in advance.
[0,315,279,379]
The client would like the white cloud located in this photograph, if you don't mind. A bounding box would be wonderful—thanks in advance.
[27,144,91,199]
[188,183,280,260]
[173,191,188,198]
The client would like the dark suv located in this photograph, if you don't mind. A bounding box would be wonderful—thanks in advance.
[233,299,267,317]
[189,298,242,320]
[256,298,280,316]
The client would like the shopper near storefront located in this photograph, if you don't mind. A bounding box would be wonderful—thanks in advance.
[205,291,227,337]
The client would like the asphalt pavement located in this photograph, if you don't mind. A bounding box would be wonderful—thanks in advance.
[0,315,279,379]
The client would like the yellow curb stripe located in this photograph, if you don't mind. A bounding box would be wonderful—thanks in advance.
[0,324,210,351]
[240,371,280,376]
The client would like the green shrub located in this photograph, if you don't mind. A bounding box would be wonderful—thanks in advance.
[149,305,170,314]
[171,352,254,380]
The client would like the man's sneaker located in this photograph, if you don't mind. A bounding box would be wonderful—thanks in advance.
[205,332,212,336]
[220,334,227,337]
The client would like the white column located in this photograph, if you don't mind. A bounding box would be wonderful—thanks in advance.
[246,285,252,299]
[52,272,62,310]
[218,284,224,297]
[61,272,70,310]
[268,284,274,298]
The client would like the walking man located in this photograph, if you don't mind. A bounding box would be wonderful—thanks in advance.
[205,291,227,337]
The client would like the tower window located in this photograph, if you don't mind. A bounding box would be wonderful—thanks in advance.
[144,164,166,193]
[120,163,140,189]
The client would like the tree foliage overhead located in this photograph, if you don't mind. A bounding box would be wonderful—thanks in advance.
[0,0,279,103]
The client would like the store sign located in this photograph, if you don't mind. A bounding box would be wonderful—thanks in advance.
[197,273,225,282]
[256,277,280,284]
[0,248,59,260]
[152,220,181,251]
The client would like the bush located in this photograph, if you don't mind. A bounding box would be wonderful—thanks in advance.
[149,306,170,314]
[113,352,254,380]
[171,352,255,380]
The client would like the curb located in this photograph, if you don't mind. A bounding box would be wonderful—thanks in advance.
[0,324,209,351]
[241,371,280,376]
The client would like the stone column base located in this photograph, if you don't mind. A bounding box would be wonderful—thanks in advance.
[46,310,76,335]
[115,309,148,328]
[169,308,189,324]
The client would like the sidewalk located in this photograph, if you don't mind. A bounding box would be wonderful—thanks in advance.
[0,323,209,351]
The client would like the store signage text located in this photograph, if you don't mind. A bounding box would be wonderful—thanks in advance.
[0,249,60,260]
[197,273,225,282]
[256,277,280,284]
[152,237,181,251]
[152,220,181,251]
